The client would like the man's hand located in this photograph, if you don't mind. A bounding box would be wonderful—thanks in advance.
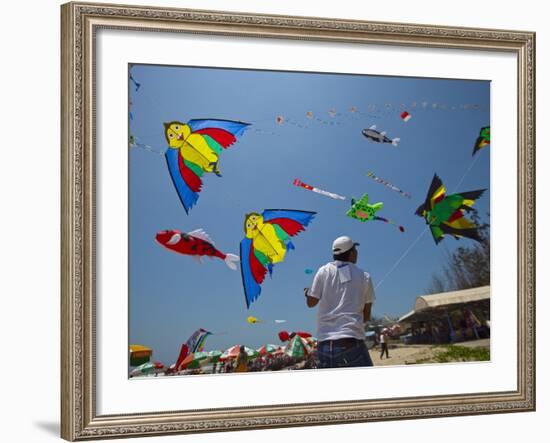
[304,288,319,308]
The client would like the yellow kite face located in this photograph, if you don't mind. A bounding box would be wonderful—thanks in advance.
[244,213,264,239]
[164,121,191,148]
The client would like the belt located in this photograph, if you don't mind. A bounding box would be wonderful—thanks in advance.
[320,337,362,351]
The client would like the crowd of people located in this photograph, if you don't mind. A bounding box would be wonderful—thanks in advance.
[176,350,318,376]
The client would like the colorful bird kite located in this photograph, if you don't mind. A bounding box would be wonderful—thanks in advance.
[362,125,400,146]
[240,209,316,308]
[164,119,250,213]
[347,194,405,232]
[472,126,490,156]
[366,171,412,199]
[415,174,486,244]
[156,228,239,270]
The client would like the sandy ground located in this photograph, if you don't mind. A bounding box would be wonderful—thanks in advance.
[369,339,490,367]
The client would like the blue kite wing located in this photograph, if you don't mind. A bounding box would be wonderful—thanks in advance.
[240,238,262,309]
[187,119,251,138]
[262,209,316,227]
[165,148,199,214]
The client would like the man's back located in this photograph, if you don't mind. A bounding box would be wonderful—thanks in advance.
[310,260,375,341]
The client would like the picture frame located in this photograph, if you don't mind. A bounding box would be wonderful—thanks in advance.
[60,1,535,440]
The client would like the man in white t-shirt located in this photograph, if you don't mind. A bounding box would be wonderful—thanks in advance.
[305,236,375,368]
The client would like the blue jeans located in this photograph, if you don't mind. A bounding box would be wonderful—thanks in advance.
[317,339,373,369]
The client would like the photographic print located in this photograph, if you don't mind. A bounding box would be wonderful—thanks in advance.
[128,64,491,378]
[62,4,535,439]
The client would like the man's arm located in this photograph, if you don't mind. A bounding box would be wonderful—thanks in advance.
[304,288,319,308]
[305,269,323,308]
[363,273,375,322]
[363,302,372,322]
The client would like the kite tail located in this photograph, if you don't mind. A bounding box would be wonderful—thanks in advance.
[392,137,400,146]
[224,253,240,271]
[375,216,405,232]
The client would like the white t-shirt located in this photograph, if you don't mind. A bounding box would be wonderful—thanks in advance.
[309,261,375,341]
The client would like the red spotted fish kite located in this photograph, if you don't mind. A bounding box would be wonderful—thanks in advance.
[156,228,239,269]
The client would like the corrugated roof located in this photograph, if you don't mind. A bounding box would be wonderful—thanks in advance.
[414,286,490,311]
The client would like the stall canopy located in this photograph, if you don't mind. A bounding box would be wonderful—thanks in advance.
[398,286,490,325]
[414,286,490,311]
[129,344,152,367]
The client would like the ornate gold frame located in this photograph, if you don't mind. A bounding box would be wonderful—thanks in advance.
[61,2,535,440]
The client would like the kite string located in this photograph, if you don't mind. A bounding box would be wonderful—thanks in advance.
[452,154,480,192]
[374,227,428,290]
[130,137,165,156]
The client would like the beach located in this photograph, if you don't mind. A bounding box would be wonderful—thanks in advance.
[370,339,491,366]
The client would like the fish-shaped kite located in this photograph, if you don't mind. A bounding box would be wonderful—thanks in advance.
[240,209,316,308]
[362,125,400,146]
[164,119,250,214]
[415,174,486,244]
[156,228,239,269]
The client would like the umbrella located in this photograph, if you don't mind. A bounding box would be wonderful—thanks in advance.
[257,344,281,356]
[220,345,259,360]
[208,350,223,362]
[179,351,210,369]
[130,361,164,376]
[285,335,311,358]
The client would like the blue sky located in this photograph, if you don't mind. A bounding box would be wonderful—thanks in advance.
[128,64,490,365]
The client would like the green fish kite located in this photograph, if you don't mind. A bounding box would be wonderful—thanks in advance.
[347,194,405,232]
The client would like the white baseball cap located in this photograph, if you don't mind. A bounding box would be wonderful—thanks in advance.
[332,236,359,254]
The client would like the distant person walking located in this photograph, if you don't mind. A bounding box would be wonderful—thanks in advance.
[379,331,390,359]
[305,236,375,368]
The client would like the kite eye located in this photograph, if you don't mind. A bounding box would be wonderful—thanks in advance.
[174,125,180,131]
[168,132,174,138]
